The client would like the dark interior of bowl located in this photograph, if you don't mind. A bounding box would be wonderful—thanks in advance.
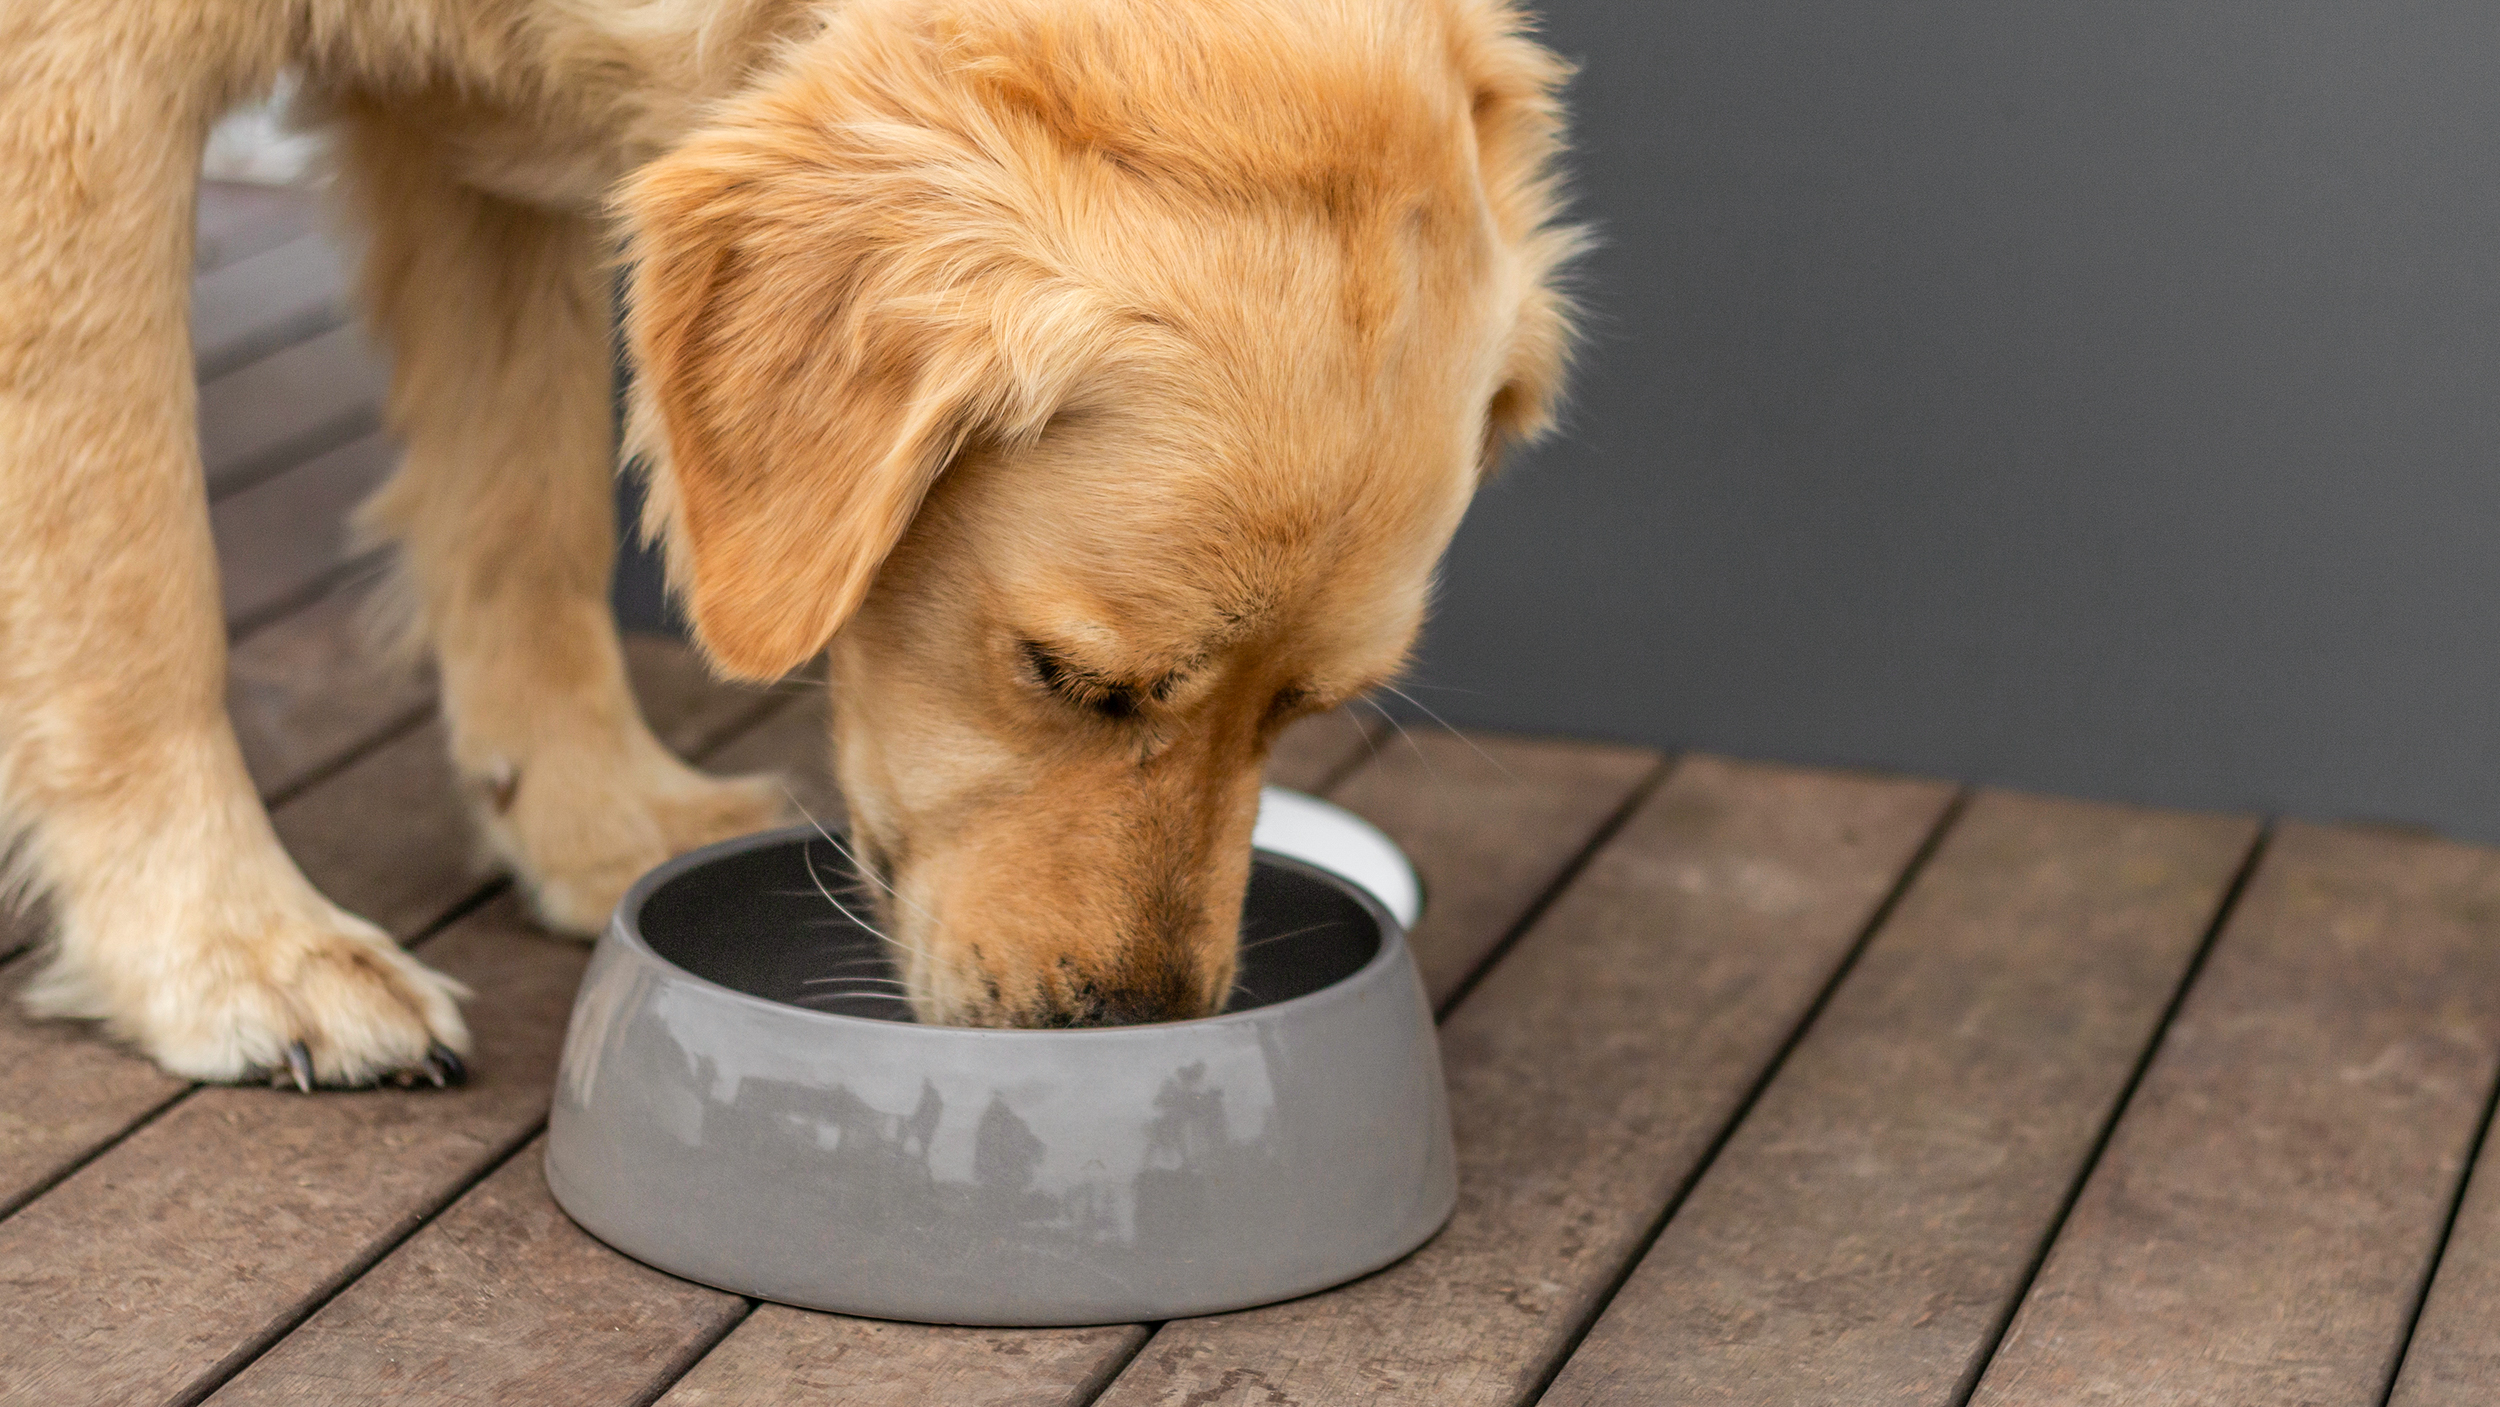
[632,835,1386,1024]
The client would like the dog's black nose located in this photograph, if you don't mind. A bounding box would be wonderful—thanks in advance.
[1042,963,1215,1027]
[1090,989,1204,1026]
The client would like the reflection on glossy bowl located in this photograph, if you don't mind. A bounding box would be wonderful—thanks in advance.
[546,788,1452,1326]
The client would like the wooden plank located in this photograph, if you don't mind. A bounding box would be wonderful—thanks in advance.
[228,574,434,800]
[1331,730,1660,1006]
[270,721,496,939]
[1265,707,1378,794]
[207,1134,746,1407]
[195,181,321,274]
[198,324,387,496]
[659,1310,1148,1407]
[0,897,591,1407]
[1969,821,2500,1407]
[2389,1112,2500,1406]
[696,681,844,827]
[1092,756,1958,1407]
[193,233,349,380]
[621,634,798,765]
[1541,791,2257,1407]
[0,643,777,1244]
[0,947,189,1221]
[213,431,392,631]
[0,664,793,1405]
[252,727,1660,1407]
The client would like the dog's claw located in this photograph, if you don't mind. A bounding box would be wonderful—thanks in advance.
[284,1041,316,1094]
[426,1041,467,1087]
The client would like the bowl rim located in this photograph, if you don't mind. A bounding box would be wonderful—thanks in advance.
[609,823,1414,1042]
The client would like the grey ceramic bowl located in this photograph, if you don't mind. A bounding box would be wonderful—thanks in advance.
[545,790,1453,1326]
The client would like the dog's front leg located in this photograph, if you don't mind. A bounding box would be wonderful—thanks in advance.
[0,38,468,1086]
[334,117,790,935]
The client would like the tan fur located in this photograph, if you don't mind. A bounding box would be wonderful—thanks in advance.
[0,0,1574,1071]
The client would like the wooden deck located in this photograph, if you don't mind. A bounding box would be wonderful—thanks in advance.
[5,182,2498,1406]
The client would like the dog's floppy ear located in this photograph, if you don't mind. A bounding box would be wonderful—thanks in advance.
[618,81,1076,680]
[1451,0,1585,457]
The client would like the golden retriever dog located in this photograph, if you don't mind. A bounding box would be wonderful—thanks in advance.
[0,0,1576,1086]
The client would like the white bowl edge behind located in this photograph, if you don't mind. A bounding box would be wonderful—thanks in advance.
[1252,787,1421,929]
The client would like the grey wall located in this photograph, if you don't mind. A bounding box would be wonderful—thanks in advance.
[1413,0,2500,838]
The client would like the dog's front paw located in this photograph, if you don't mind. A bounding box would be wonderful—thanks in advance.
[475,747,792,936]
[25,902,471,1089]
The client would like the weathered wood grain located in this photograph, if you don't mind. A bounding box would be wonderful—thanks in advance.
[1329,730,1661,1007]
[1969,821,2500,1407]
[1265,708,1380,794]
[193,232,348,379]
[660,1310,1149,1407]
[213,431,392,630]
[0,899,593,1407]
[196,181,321,274]
[269,720,494,938]
[1092,756,1958,1407]
[228,576,434,800]
[1542,791,2257,1407]
[2388,1114,2500,1406]
[697,680,844,828]
[198,324,387,496]
[207,1134,746,1407]
[621,634,803,765]
[0,948,190,1221]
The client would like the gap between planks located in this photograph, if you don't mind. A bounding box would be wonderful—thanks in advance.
[1538,793,2262,1407]
[2385,1042,2500,1405]
[1966,821,2500,1407]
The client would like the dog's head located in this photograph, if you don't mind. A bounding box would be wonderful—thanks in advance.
[620,0,1577,1025]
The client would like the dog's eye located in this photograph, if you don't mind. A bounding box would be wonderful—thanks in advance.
[1022,641,1143,721]
[1022,640,1072,693]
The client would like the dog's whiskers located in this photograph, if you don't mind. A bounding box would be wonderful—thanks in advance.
[798,957,904,981]
[1360,695,1454,806]
[1236,921,1336,955]
[771,787,938,956]
[798,845,906,950]
[1379,682,1516,784]
[793,987,914,1010]
[780,785,936,923]
[779,785,953,982]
